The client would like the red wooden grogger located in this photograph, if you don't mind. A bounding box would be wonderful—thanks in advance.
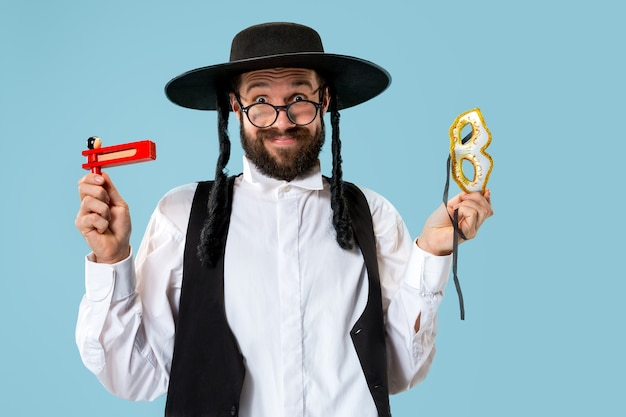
[82,137,157,174]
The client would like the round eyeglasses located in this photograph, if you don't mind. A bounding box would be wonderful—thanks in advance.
[235,96,323,129]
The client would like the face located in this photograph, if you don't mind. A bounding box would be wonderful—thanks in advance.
[231,68,329,181]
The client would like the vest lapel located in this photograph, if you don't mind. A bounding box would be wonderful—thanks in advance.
[344,182,392,417]
[165,178,244,417]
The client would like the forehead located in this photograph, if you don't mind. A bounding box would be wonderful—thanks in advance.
[238,68,321,94]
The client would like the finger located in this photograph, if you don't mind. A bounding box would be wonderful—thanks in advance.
[456,200,493,240]
[459,190,490,205]
[76,196,112,233]
[75,211,111,235]
[458,198,492,225]
[445,193,464,218]
[78,195,111,220]
[78,172,106,188]
[446,191,490,214]
[100,172,128,208]
[458,198,492,220]
[459,192,494,217]
[78,174,110,204]
[456,205,480,239]
[78,183,111,205]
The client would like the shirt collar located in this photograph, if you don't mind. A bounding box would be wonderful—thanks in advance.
[242,155,324,191]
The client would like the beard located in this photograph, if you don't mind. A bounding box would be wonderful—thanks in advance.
[240,119,325,181]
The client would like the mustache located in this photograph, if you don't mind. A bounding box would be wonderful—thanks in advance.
[256,126,312,142]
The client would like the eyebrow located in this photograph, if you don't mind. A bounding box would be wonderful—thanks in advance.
[242,79,317,96]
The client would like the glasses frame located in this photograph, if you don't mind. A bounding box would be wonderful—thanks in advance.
[234,87,326,129]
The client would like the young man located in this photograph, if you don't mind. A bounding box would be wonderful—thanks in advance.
[75,22,493,417]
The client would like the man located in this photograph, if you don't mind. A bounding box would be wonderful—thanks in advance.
[75,22,493,417]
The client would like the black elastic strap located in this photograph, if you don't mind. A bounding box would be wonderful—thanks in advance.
[444,154,467,320]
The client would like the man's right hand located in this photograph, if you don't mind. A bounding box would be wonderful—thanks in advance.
[75,172,131,264]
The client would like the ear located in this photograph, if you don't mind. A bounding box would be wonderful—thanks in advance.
[229,92,241,116]
[320,85,331,115]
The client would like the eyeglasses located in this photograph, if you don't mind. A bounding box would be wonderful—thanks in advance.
[234,95,323,129]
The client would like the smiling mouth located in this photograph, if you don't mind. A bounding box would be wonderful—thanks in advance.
[268,136,297,145]
[257,126,311,147]
[261,131,301,144]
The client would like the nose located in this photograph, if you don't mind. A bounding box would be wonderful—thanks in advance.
[273,106,296,129]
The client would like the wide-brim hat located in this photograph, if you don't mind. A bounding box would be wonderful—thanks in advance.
[165,22,391,111]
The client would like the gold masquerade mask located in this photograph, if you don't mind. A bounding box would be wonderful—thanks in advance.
[449,108,493,193]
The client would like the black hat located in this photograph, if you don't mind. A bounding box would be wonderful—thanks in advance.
[165,22,391,110]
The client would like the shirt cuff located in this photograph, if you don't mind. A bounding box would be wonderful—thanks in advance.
[404,241,453,294]
[85,250,136,303]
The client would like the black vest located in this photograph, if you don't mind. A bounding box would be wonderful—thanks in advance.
[165,177,391,417]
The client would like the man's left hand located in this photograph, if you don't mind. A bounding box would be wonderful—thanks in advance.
[417,190,493,256]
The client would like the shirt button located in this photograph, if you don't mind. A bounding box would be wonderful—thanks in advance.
[282,185,291,193]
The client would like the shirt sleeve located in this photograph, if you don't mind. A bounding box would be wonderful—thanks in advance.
[385,244,451,393]
[361,187,452,394]
[75,184,195,401]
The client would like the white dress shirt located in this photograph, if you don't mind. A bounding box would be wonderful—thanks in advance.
[76,156,452,417]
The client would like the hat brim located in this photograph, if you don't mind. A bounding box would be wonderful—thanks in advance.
[165,52,391,111]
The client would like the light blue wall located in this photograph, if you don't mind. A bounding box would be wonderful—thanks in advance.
[1,0,623,415]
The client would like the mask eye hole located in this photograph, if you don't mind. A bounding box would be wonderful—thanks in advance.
[461,122,474,144]
[461,158,476,182]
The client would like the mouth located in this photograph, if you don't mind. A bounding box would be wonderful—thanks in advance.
[257,126,311,149]
[267,136,298,146]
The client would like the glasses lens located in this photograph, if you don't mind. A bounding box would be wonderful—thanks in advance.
[245,101,319,128]
[247,103,277,128]
[287,101,318,126]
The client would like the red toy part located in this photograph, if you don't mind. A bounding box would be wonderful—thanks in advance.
[82,140,157,174]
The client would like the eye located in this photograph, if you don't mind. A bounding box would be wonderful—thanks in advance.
[293,94,307,102]
[254,96,268,104]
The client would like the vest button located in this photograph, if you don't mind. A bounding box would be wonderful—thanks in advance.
[230,405,238,416]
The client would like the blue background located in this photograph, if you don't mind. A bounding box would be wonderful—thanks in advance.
[1,0,623,415]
